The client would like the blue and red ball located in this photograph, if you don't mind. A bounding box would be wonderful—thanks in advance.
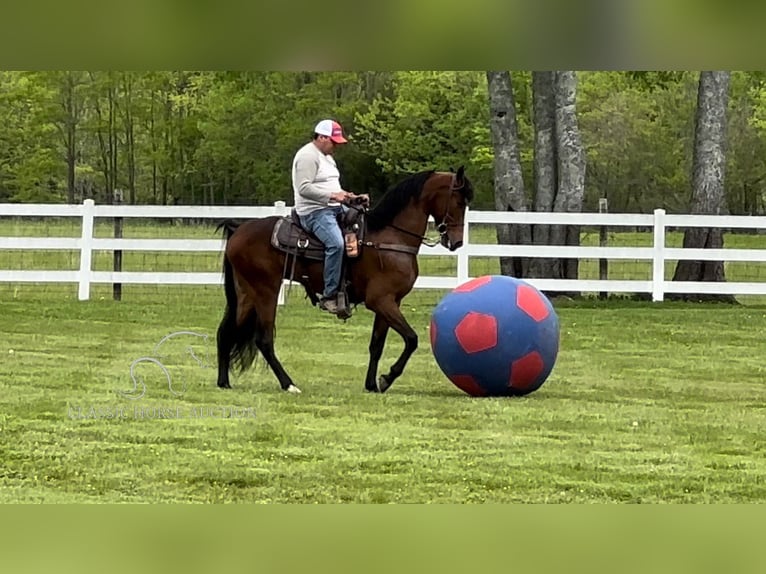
[429,275,560,397]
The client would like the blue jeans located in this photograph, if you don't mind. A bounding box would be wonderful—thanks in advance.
[299,207,344,299]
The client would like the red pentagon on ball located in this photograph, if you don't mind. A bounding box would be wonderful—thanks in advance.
[449,374,487,397]
[516,284,550,322]
[454,275,492,293]
[509,351,544,390]
[454,312,497,354]
[429,318,437,348]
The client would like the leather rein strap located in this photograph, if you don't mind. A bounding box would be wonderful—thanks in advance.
[365,173,463,255]
[362,241,419,255]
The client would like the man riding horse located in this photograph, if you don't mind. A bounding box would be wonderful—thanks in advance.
[290,119,368,316]
[216,118,474,394]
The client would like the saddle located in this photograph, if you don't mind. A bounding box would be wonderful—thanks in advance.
[270,202,367,261]
[270,200,368,318]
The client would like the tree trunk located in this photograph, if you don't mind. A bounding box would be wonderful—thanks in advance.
[109,75,118,204]
[670,71,735,303]
[486,71,531,278]
[121,73,136,205]
[150,93,158,203]
[528,72,557,279]
[553,71,586,286]
[63,73,78,204]
[88,71,115,205]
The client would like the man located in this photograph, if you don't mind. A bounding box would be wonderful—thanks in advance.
[291,119,361,315]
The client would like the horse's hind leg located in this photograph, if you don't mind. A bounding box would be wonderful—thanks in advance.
[217,255,246,389]
[216,309,236,389]
[251,290,301,394]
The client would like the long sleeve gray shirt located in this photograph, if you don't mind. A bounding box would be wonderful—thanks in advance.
[291,141,343,216]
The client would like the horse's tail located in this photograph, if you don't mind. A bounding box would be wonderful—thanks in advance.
[216,220,260,382]
[216,219,240,241]
[221,251,239,323]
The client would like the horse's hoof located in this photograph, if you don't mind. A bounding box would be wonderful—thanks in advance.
[286,384,302,394]
[376,375,392,393]
[218,382,231,389]
[364,384,380,393]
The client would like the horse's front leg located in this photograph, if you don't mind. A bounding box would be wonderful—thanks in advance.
[364,313,389,392]
[366,298,418,394]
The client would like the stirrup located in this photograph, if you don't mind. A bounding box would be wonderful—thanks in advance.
[335,292,352,319]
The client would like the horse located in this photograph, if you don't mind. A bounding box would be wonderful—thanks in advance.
[215,166,474,394]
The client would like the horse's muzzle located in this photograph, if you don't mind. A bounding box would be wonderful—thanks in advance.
[441,234,463,251]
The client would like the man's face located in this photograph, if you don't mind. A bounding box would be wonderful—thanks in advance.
[317,136,342,155]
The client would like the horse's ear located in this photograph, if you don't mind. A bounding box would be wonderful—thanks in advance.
[456,165,465,181]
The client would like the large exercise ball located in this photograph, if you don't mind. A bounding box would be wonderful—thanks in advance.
[429,275,560,397]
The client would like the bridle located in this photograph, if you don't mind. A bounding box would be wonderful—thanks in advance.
[383,174,465,248]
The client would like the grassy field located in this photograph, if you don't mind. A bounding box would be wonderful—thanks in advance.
[1,218,765,502]
[1,282,765,503]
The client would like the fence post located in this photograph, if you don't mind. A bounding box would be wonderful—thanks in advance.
[652,208,666,302]
[598,198,609,300]
[113,189,123,301]
[456,205,470,286]
[78,199,95,301]
[275,201,288,305]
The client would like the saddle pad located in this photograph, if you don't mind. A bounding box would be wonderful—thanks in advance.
[271,217,325,261]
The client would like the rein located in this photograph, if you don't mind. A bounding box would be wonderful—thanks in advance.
[375,174,465,251]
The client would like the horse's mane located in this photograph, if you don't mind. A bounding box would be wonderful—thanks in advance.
[366,170,435,231]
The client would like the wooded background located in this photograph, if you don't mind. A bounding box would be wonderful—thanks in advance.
[1,70,760,292]
[2,71,764,216]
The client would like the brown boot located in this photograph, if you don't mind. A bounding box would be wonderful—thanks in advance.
[319,296,340,314]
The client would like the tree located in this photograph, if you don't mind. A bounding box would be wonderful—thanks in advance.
[670,71,735,303]
[578,72,696,214]
[28,71,88,204]
[0,72,64,202]
[729,71,766,216]
[551,71,586,284]
[86,71,120,204]
[354,71,494,205]
[484,71,585,288]
[486,71,530,277]
[523,72,586,283]
[528,72,557,278]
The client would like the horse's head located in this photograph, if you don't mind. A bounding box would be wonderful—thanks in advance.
[427,166,473,251]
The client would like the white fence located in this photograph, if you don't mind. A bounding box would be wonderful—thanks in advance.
[1,199,766,302]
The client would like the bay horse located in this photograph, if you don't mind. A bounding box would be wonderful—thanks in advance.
[215,166,474,394]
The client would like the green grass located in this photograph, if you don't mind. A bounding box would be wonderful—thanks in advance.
[1,283,765,503]
[1,218,765,502]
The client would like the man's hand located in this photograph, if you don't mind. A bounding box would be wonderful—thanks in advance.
[329,190,352,203]
[347,193,370,207]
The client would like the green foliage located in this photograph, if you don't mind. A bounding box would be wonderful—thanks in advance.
[1,71,766,214]
[0,71,65,202]
[578,71,696,213]
[354,71,495,205]
[739,71,766,214]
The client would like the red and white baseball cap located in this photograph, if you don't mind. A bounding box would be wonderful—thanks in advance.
[314,119,347,144]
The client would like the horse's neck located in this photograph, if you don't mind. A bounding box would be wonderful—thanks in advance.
[371,205,429,243]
